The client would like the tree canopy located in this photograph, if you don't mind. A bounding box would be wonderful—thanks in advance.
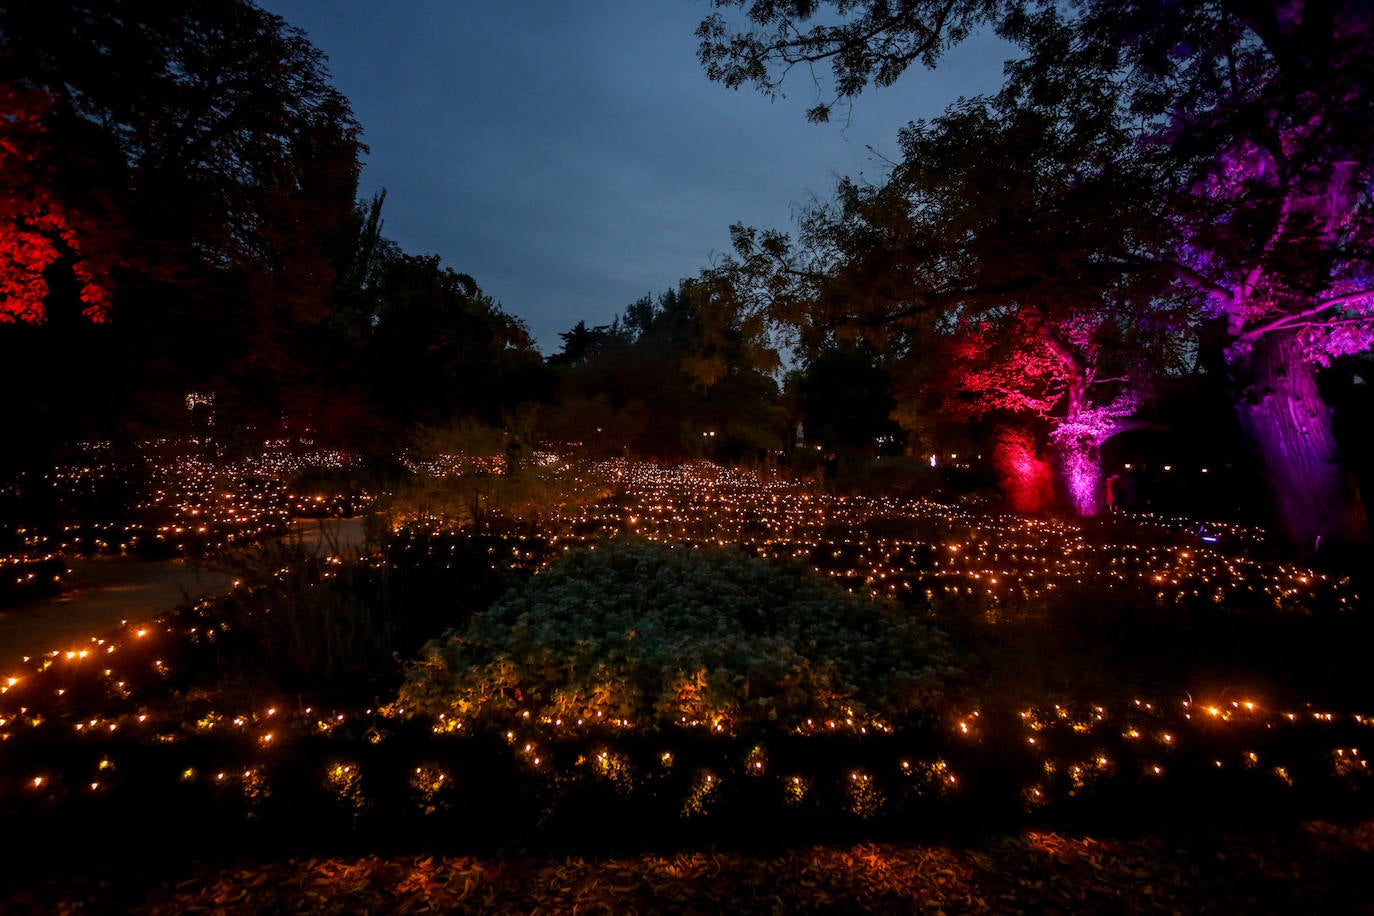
[0,0,370,439]
[0,1,556,454]
[695,0,1374,544]
[547,282,784,461]
[697,0,1001,122]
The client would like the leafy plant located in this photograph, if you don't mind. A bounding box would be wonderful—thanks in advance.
[206,526,537,700]
[374,448,611,533]
[394,541,959,731]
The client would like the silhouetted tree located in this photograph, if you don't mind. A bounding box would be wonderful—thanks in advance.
[548,320,615,368]
[790,340,901,455]
[697,0,999,123]
[548,282,783,460]
[363,253,547,433]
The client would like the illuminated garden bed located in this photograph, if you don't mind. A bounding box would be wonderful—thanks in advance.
[0,439,378,575]
[0,459,1369,870]
[0,692,1370,863]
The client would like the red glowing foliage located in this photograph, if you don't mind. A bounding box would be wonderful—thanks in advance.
[990,426,1055,514]
[942,311,1064,419]
[0,84,116,324]
[933,306,1157,517]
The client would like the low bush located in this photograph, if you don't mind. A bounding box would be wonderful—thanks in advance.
[374,464,612,533]
[205,525,541,700]
[394,541,960,732]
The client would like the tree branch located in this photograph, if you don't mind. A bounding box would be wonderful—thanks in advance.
[1238,287,1374,343]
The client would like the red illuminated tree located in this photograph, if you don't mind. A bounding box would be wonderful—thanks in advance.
[0,83,117,324]
[935,308,1158,516]
[707,95,1184,516]
[696,0,1374,547]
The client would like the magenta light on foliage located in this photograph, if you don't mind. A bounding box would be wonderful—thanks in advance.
[1058,440,1101,518]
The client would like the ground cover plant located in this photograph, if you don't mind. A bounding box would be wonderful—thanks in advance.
[0,458,1370,909]
[200,526,540,701]
[394,541,958,733]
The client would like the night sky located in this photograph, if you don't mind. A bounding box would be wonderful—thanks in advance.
[256,1,1010,353]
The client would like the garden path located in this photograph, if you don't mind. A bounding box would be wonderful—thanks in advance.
[0,518,366,674]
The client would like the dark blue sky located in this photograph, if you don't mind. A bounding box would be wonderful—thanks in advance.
[257,1,1011,354]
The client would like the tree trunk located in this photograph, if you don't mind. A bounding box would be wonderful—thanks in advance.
[990,426,1056,514]
[1054,432,1103,518]
[1229,331,1369,549]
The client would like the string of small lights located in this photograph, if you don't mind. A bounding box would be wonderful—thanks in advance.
[0,456,1367,835]
[2,628,1370,824]
[0,439,377,579]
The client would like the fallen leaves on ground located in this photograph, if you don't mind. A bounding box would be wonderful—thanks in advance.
[11,820,1374,914]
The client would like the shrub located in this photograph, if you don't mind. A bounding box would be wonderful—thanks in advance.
[206,526,537,700]
[373,459,612,533]
[394,541,959,732]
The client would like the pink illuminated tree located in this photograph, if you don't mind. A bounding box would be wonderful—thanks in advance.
[1000,0,1374,547]
[695,0,1374,547]
[938,307,1158,517]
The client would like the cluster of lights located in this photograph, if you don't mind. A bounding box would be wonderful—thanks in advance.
[1124,511,1272,547]
[0,550,66,601]
[0,456,1368,828]
[402,453,509,478]
[0,603,1368,824]
[4,689,1368,821]
[441,459,1356,614]
[0,438,377,580]
[401,449,571,479]
[999,695,1373,807]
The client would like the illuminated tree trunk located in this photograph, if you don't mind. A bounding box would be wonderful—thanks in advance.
[1054,432,1103,518]
[990,426,1056,514]
[1040,321,1108,518]
[1230,331,1369,549]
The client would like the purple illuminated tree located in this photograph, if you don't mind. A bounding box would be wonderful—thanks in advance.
[1002,0,1374,547]
[696,0,1374,546]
